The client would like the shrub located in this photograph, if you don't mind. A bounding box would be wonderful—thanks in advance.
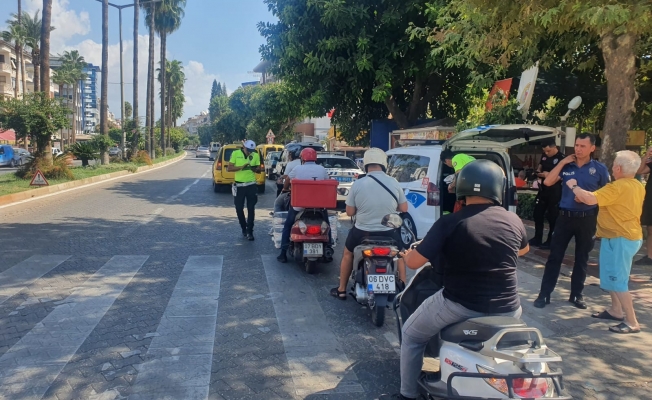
[165,147,176,156]
[516,192,537,220]
[16,153,74,181]
[69,142,99,167]
[131,150,153,166]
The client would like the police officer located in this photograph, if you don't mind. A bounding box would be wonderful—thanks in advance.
[530,139,565,248]
[228,140,261,241]
[534,133,610,309]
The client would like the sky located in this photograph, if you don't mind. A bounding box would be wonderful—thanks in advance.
[2,0,276,124]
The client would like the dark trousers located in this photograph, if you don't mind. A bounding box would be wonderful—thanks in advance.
[234,184,258,234]
[540,213,597,298]
[533,191,560,243]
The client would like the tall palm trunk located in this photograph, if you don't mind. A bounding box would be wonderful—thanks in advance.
[20,48,27,95]
[167,85,172,148]
[160,32,166,156]
[41,0,53,164]
[147,3,155,158]
[14,43,20,98]
[72,81,78,144]
[32,48,40,92]
[132,0,139,155]
[100,0,109,164]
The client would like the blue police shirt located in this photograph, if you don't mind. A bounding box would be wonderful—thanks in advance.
[559,160,610,211]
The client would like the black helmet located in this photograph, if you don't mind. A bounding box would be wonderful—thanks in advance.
[456,159,505,204]
[290,147,302,159]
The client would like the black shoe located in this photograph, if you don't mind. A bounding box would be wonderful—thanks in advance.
[529,238,542,246]
[634,256,652,266]
[242,228,247,237]
[277,249,288,263]
[569,295,587,309]
[533,293,550,308]
[247,233,255,241]
[539,240,551,249]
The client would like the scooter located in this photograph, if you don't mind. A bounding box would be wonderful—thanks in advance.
[349,223,401,327]
[386,214,570,399]
[286,208,334,274]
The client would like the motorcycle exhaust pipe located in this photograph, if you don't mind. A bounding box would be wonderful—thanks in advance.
[324,247,334,259]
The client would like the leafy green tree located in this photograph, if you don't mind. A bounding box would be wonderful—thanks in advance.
[124,101,133,119]
[69,142,98,166]
[210,80,219,102]
[0,93,69,164]
[426,0,652,168]
[90,134,115,161]
[259,0,474,143]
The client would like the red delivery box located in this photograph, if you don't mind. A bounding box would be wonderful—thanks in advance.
[291,179,339,209]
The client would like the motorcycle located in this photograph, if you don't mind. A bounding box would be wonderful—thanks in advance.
[387,214,570,399]
[349,214,402,327]
[286,208,334,274]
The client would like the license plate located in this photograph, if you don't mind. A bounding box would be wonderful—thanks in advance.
[303,243,323,256]
[335,176,352,183]
[367,274,396,294]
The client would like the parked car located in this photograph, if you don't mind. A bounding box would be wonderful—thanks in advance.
[315,153,363,201]
[386,124,564,248]
[195,146,210,158]
[274,142,325,177]
[108,147,122,157]
[51,147,63,157]
[0,144,16,167]
[264,151,282,180]
[12,148,31,166]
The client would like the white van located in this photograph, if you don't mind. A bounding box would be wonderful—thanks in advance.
[386,124,564,247]
[209,142,221,161]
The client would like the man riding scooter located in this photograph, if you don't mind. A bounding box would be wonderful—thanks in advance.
[277,148,330,263]
[386,159,530,400]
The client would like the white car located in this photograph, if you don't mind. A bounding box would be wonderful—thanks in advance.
[108,147,122,157]
[386,124,564,248]
[315,154,363,202]
[52,147,63,157]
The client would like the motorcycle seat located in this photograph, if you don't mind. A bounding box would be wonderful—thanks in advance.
[361,237,397,246]
[440,316,527,344]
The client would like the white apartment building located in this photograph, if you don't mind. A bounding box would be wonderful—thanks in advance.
[1,40,56,99]
[181,111,210,134]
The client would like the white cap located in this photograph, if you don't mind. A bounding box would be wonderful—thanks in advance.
[244,140,256,150]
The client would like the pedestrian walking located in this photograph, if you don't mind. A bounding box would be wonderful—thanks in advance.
[227,140,261,241]
[534,133,610,309]
[569,150,644,334]
[530,139,565,248]
[633,146,652,266]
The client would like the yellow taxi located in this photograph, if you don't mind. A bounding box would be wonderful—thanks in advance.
[212,143,266,193]
[256,144,284,162]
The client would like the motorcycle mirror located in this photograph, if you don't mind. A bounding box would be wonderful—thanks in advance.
[381,214,403,229]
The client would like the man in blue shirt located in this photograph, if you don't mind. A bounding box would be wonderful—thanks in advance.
[534,133,610,309]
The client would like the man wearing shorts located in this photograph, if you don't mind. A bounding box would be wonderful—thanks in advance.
[569,150,644,334]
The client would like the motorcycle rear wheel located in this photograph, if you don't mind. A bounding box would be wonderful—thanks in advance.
[371,304,385,327]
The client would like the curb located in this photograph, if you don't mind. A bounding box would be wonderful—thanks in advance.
[0,152,187,209]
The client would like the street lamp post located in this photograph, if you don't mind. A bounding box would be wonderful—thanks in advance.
[95,0,161,160]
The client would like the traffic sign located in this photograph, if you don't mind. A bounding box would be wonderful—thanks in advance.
[266,129,276,144]
[30,169,49,186]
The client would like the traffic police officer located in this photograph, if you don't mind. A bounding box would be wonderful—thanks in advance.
[228,140,261,241]
[534,133,609,309]
[530,139,565,248]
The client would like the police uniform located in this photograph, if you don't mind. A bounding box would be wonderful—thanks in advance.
[539,159,610,304]
[230,147,261,239]
[531,151,565,245]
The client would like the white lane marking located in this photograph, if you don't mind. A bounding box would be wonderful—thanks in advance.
[120,208,165,238]
[261,255,364,396]
[0,255,70,306]
[0,255,148,399]
[0,154,186,210]
[173,169,209,199]
[128,256,223,400]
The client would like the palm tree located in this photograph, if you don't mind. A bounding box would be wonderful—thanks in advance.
[41,0,52,98]
[143,1,156,158]
[157,59,185,146]
[20,10,52,92]
[154,0,186,154]
[1,23,27,98]
[52,67,73,150]
[100,0,109,164]
[132,0,140,155]
[60,50,87,145]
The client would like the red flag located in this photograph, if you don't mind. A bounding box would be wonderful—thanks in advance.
[486,78,513,111]
[327,108,336,118]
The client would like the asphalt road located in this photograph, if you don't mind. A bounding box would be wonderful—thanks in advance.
[1,154,650,399]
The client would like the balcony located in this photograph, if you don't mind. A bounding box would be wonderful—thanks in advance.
[0,63,12,74]
[0,83,13,95]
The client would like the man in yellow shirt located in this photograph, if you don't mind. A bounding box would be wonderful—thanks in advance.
[228,140,262,240]
[569,150,645,334]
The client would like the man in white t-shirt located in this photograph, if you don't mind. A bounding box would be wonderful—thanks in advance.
[277,148,330,263]
[274,148,302,212]
[330,148,409,300]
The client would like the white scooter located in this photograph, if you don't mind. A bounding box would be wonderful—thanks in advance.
[384,214,570,400]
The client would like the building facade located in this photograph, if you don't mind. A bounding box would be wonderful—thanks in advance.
[0,40,56,99]
[82,64,100,133]
[181,111,210,134]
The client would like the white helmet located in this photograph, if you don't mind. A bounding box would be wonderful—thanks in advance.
[363,147,388,172]
[243,140,256,150]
